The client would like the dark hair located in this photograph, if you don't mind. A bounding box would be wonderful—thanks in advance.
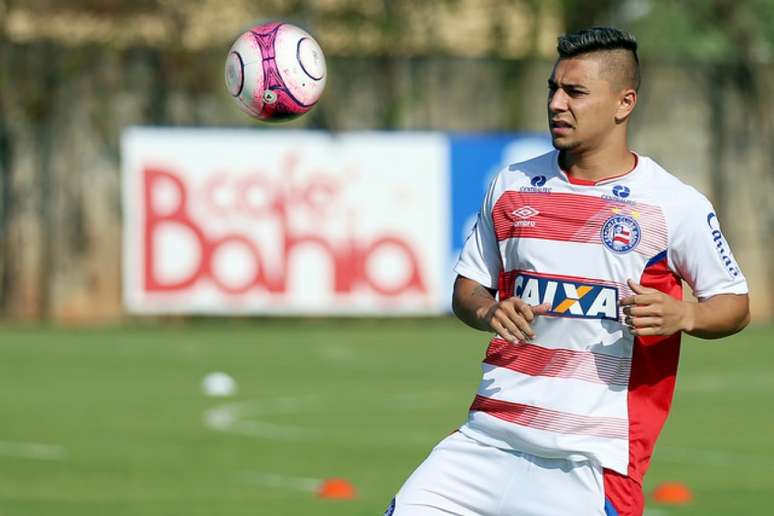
[558,27,638,57]
[557,27,640,90]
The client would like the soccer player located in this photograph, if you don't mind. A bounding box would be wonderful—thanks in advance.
[386,27,750,516]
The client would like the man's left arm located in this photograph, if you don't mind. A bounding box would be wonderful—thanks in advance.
[621,280,750,339]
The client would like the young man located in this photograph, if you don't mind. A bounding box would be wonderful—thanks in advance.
[387,27,750,516]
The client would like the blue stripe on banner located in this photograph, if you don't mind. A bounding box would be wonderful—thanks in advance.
[645,249,668,267]
[448,134,553,253]
[604,497,620,516]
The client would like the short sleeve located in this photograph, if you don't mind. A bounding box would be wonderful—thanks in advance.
[668,195,748,299]
[454,176,502,289]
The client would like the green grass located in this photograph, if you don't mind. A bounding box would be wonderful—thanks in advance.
[0,319,771,515]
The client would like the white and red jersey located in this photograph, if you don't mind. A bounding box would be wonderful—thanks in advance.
[454,150,748,483]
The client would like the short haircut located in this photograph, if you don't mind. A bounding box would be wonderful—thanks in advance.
[557,27,640,91]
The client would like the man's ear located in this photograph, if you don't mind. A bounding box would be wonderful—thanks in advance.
[615,89,637,123]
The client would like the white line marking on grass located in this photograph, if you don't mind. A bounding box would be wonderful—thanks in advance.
[204,394,455,445]
[656,446,774,470]
[0,440,67,460]
[240,471,320,492]
[204,397,318,441]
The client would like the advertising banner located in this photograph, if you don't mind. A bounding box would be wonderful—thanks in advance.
[122,128,450,314]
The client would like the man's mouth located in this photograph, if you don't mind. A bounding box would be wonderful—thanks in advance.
[550,120,573,137]
[551,119,573,129]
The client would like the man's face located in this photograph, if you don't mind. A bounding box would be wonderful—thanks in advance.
[547,55,621,152]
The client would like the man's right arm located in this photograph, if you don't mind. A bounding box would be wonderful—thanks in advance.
[452,275,551,343]
[451,275,499,332]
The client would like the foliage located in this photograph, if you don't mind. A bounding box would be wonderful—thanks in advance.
[559,0,774,63]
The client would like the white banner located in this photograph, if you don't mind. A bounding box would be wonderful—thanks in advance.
[122,128,449,315]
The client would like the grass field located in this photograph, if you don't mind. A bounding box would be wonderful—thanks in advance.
[0,318,772,515]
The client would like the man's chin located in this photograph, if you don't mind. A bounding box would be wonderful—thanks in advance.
[551,138,578,151]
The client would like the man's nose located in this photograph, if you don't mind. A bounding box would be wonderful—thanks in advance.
[549,89,568,112]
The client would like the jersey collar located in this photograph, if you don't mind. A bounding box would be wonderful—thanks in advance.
[554,151,640,186]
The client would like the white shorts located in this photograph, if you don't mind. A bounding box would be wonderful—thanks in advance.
[386,431,608,516]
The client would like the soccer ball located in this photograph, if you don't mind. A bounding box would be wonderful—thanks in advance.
[225,22,327,122]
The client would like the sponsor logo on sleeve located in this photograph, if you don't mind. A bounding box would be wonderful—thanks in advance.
[515,273,619,321]
[520,175,552,193]
[706,212,741,278]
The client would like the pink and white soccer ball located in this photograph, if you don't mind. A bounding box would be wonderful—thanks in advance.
[225,22,326,122]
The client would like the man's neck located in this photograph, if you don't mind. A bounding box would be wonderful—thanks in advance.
[559,147,636,183]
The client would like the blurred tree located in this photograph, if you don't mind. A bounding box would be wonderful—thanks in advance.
[556,0,774,61]
[556,0,621,33]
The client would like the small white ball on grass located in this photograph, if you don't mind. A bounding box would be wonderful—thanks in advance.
[202,372,237,397]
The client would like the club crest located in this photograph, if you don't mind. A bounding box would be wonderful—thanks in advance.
[601,214,641,254]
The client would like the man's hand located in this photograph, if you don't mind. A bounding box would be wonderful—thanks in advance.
[483,298,551,343]
[452,275,550,341]
[620,279,692,336]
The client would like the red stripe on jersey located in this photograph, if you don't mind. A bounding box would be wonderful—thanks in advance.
[626,254,682,483]
[603,468,644,516]
[484,338,631,386]
[498,270,518,299]
[470,395,628,440]
[491,192,668,253]
[493,192,610,243]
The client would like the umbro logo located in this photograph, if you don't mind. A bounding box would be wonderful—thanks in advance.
[512,206,539,219]
[511,206,539,227]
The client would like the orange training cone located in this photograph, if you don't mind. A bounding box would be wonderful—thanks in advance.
[651,481,693,505]
[317,478,357,500]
